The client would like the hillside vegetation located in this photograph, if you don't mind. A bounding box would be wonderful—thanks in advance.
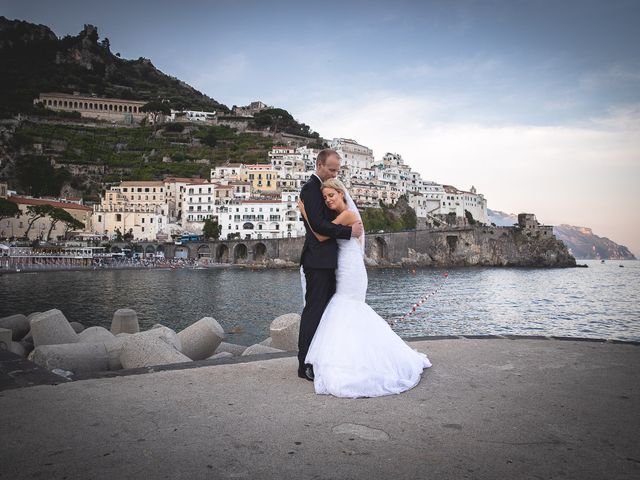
[8,121,273,199]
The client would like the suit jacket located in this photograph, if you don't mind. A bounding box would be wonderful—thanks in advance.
[299,175,352,269]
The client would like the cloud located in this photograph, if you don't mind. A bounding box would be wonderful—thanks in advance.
[299,92,640,254]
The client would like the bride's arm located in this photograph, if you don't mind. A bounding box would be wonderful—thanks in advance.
[298,200,357,242]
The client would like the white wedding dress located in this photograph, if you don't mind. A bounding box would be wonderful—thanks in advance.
[305,237,432,398]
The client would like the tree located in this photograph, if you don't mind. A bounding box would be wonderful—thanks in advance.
[203,218,222,240]
[44,207,84,240]
[201,130,217,147]
[141,100,171,115]
[401,207,417,230]
[23,205,55,238]
[44,207,65,241]
[0,199,19,222]
[16,157,71,197]
[464,209,476,226]
[123,228,134,241]
[114,228,124,242]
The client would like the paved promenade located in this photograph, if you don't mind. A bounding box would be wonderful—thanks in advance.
[0,338,638,480]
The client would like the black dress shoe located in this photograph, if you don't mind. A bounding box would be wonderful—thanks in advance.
[297,364,314,381]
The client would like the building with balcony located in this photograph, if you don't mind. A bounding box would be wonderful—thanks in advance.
[92,181,168,241]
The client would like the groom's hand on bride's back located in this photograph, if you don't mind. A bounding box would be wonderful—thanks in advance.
[351,221,364,238]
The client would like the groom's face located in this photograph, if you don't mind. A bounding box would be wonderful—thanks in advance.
[317,154,341,181]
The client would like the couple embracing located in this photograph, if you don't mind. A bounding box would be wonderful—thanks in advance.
[296,149,431,398]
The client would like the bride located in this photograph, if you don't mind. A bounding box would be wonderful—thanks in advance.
[298,178,431,398]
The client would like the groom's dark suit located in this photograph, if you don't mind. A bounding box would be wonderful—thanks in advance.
[298,174,352,371]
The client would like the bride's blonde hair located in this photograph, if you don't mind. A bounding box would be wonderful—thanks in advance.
[322,178,347,195]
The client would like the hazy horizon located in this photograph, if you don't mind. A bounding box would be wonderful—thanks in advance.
[3,0,639,255]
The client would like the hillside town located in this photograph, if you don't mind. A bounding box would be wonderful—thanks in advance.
[0,91,488,244]
[1,129,488,243]
[1,133,488,243]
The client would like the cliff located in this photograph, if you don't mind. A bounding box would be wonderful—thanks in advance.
[367,226,576,268]
[553,225,636,260]
[488,209,634,260]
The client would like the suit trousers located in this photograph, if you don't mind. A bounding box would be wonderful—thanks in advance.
[298,267,336,369]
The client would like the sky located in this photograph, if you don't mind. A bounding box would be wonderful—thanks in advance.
[3,0,640,254]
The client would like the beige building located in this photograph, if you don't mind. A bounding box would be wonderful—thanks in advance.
[2,197,92,241]
[92,181,168,241]
[241,164,279,194]
[33,93,147,124]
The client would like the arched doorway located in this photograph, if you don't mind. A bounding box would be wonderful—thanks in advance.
[234,244,247,263]
[132,244,144,259]
[174,246,189,259]
[197,244,211,258]
[216,244,229,263]
[254,243,267,262]
[145,245,156,258]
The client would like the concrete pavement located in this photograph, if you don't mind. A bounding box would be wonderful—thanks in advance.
[0,337,638,480]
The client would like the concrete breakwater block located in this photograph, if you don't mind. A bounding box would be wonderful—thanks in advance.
[31,310,78,347]
[26,312,42,325]
[32,343,110,373]
[0,328,11,350]
[0,314,30,341]
[137,326,182,351]
[110,309,140,335]
[241,344,285,356]
[208,351,233,360]
[177,317,225,360]
[269,313,301,351]
[9,341,27,357]
[119,334,190,369]
[259,337,273,347]
[78,326,115,344]
[103,338,125,370]
[214,342,247,356]
[69,322,86,333]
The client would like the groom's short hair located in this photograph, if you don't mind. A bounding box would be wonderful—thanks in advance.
[316,149,340,166]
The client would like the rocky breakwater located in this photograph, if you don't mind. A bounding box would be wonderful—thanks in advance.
[0,310,302,377]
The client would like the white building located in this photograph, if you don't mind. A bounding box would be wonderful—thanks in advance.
[439,185,488,224]
[163,177,210,222]
[211,163,244,181]
[330,138,374,170]
[219,192,304,240]
[181,182,234,233]
[169,109,217,123]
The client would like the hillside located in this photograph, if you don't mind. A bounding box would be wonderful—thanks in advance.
[0,17,325,201]
[487,209,635,260]
[553,225,636,260]
[1,120,274,200]
[0,17,228,117]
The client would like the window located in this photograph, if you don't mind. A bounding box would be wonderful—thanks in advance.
[116,214,122,221]
[142,218,145,224]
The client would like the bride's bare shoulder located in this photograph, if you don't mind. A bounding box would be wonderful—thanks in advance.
[335,210,358,225]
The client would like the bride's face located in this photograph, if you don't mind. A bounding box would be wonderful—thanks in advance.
[322,187,345,211]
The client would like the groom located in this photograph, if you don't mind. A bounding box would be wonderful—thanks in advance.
[298,149,363,381]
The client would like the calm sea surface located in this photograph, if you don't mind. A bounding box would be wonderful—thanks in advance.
[1,260,638,345]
